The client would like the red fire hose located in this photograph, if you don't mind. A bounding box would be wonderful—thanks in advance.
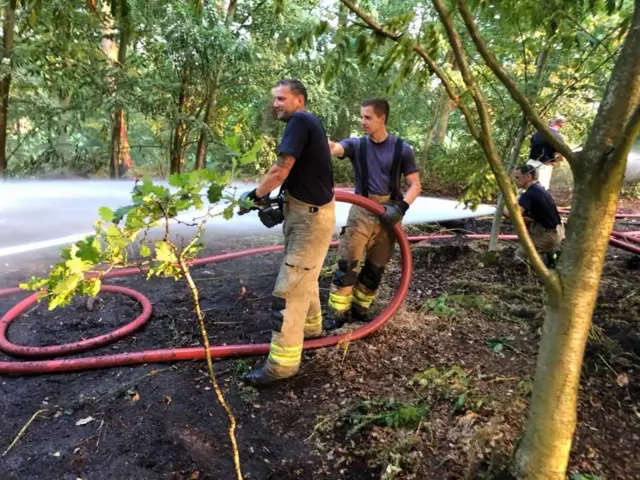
[1,192,639,375]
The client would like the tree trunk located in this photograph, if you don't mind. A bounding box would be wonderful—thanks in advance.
[56,95,72,165]
[194,80,219,170]
[99,0,131,179]
[421,86,453,167]
[421,50,455,168]
[515,3,640,475]
[0,0,17,176]
[514,156,627,478]
[487,115,528,250]
[171,66,190,174]
[193,0,236,170]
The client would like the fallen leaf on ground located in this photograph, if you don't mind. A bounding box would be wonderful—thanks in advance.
[616,372,629,387]
[124,389,140,401]
[75,416,95,426]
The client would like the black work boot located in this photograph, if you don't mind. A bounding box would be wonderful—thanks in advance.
[241,367,284,387]
[351,304,373,323]
[323,312,348,331]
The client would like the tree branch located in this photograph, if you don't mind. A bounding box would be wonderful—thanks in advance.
[582,2,640,157]
[457,0,577,168]
[612,103,640,167]
[432,0,560,295]
[512,0,529,85]
[538,43,623,117]
[339,0,482,142]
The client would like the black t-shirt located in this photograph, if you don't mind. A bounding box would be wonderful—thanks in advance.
[528,129,563,163]
[518,183,562,229]
[276,110,334,206]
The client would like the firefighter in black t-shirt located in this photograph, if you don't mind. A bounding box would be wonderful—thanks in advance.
[238,79,336,386]
[505,164,565,266]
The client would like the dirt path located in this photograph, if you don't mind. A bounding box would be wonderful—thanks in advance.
[0,225,639,479]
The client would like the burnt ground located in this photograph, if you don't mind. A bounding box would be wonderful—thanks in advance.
[0,220,639,480]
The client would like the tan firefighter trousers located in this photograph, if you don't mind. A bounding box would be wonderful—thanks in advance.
[264,193,336,378]
[328,194,396,319]
[515,222,565,259]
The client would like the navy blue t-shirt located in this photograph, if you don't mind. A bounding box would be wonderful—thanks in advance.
[518,183,562,229]
[276,110,334,206]
[528,128,563,163]
[338,135,418,195]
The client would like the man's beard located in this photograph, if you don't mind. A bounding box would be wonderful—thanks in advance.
[276,110,291,121]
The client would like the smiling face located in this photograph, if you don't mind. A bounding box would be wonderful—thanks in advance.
[272,85,305,121]
[360,105,386,137]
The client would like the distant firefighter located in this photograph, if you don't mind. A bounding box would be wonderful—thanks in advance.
[505,164,565,267]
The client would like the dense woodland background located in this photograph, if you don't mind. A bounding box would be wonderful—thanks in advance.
[0,0,636,205]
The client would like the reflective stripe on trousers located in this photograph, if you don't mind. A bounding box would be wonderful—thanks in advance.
[328,194,396,317]
[264,194,335,378]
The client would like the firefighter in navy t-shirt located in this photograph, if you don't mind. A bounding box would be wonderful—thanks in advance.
[238,79,336,386]
[324,98,422,330]
[505,164,565,265]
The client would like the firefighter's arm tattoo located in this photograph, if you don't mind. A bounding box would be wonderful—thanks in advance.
[255,154,296,197]
[275,154,296,172]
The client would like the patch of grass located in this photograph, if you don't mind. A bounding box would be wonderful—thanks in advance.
[338,398,428,437]
[409,365,486,414]
[486,336,522,358]
[233,359,251,375]
[410,364,469,393]
[422,293,496,318]
[423,294,457,317]
[569,473,601,480]
[237,384,259,404]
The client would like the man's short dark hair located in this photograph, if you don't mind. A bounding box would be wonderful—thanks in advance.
[361,98,390,124]
[516,164,538,180]
[275,79,308,104]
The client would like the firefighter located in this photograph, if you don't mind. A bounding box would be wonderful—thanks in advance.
[324,98,421,330]
[239,79,336,386]
[504,163,565,266]
[526,115,567,189]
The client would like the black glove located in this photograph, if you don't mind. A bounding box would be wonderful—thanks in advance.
[238,188,267,215]
[380,200,409,227]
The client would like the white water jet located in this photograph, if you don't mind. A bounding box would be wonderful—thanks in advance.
[0,178,495,259]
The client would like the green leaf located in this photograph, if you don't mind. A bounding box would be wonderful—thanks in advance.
[207,183,224,203]
[52,274,80,297]
[155,241,177,263]
[98,206,115,222]
[238,138,264,165]
[224,134,241,155]
[83,277,101,297]
[453,393,467,413]
[139,244,151,257]
[189,170,200,186]
[168,173,187,187]
[223,204,235,220]
[113,205,134,224]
